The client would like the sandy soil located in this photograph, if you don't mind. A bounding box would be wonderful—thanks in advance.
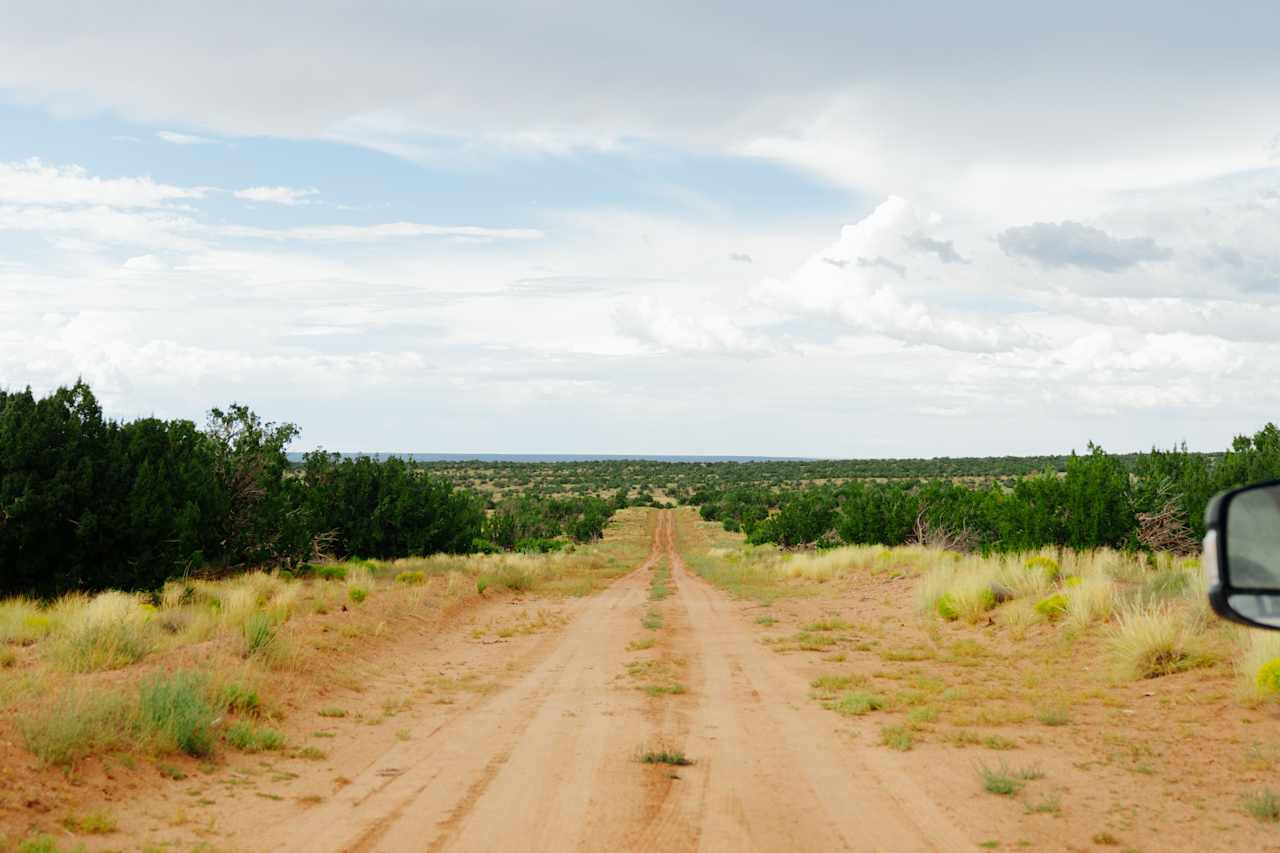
[14,509,1279,851]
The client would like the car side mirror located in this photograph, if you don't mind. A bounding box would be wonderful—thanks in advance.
[1206,479,1280,630]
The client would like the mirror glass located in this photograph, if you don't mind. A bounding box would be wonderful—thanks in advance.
[1225,483,1280,590]
[1226,594,1280,629]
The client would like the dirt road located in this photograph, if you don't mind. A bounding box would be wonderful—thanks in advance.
[204,511,954,852]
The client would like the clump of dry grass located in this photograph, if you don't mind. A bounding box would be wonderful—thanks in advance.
[1108,601,1216,680]
[48,591,156,672]
[0,598,56,645]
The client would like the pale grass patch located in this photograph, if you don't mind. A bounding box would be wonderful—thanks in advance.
[48,591,155,672]
[1109,601,1216,680]
[1064,575,1116,632]
[0,598,55,645]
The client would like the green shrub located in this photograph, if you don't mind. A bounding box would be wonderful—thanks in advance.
[137,670,217,757]
[935,594,959,621]
[395,570,427,585]
[316,565,347,581]
[348,586,368,604]
[1034,593,1069,619]
[1257,659,1280,694]
[241,612,278,658]
[1025,556,1060,582]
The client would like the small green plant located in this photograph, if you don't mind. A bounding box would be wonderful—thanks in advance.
[825,691,885,716]
[642,609,663,631]
[982,735,1018,751]
[348,586,368,604]
[643,683,687,697]
[137,670,217,758]
[804,618,852,632]
[1024,794,1062,815]
[1034,593,1068,619]
[60,809,117,836]
[395,571,426,585]
[241,612,278,658]
[1037,706,1070,726]
[880,725,913,751]
[316,565,347,581]
[157,762,187,780]
[298,746,327,760]
[16,834,73,853]
[934,594,959,621]
[220,682,262,715]
[61,809,118,834]
[1244,788,1280,822]
[755,614,777,626]
[626,638,655,651]
[225,721,285,753]
[810,674,865,693]
[640,749,693,766]
[977,762,1025,796]
[318,706,347,718]
[1256,659,1280,694]
[906,706,940,725]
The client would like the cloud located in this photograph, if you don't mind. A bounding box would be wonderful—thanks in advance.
[728,252,752,264]
[233,186,319,206]
[903,232,967,264]
[217,222,544,243]
[997,220,1172,272]
[749,197,1035,353]
[613,296,774,356]
[855,256,905,277]
[157,130,215,145]
[0,158,206,207]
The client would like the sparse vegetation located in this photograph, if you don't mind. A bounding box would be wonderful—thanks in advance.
[825,691,886,716]
[1243,788,1280,823]
[640,749,693,766]
[61,809,118,835]
[978,762,1027,796]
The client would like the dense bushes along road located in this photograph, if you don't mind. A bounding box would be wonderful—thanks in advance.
[698,426,1280,553]
[0,382,615,597]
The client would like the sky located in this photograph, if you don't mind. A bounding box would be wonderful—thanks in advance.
[1,1,1278,457]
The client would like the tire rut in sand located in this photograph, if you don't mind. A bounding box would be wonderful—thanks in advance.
[246,511,961,852]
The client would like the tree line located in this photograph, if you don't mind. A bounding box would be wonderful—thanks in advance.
[0,382,616,598]
[697,427,1280,554]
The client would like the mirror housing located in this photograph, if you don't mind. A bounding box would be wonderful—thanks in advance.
[1206,479,1280,630]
